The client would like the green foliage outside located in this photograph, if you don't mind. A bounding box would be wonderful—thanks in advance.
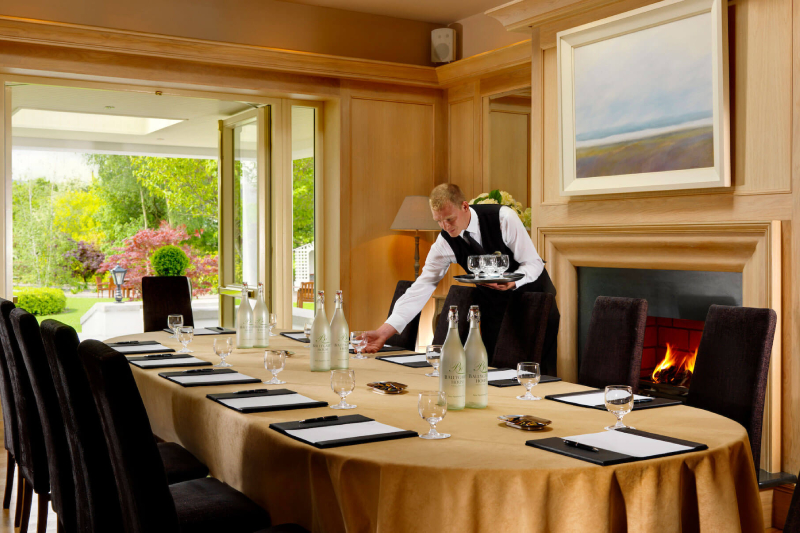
[292,157,314,249]
[151,245,191,276]
[16,287,68,316]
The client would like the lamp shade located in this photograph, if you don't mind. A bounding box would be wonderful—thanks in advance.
[110,265,127,286]
[390,196,441,232]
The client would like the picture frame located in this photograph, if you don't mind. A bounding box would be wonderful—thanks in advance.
[558,0,730,196]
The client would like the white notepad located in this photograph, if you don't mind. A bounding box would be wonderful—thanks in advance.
[564,431,692,458]
[112,343,171,353]
[488,370,519,381]
[284,333,307,341]
[170,372,255,385]
[381,354,427,364]
[219,393,319,410]
[132,357,207,368]
[285,420,404,444]
[557,391,651,407]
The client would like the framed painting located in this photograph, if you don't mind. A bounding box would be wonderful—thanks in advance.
[558,0,730,196]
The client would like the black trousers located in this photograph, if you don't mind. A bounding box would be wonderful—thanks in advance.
[475,269,560,376]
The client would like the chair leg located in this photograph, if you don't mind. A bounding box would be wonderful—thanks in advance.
[18,480,32,533]
[14,471,24,527]
[3,451,14,509]
[36,493,49,533]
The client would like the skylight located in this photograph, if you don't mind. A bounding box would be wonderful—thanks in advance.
[12,108,184,135]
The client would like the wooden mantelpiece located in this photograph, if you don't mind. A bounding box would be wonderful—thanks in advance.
[538,221,782,471]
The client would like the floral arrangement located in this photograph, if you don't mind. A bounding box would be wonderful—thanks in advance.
[469,189,532,229]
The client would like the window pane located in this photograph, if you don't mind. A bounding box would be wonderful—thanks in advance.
[292,107,315,317]
[233,121,258,286]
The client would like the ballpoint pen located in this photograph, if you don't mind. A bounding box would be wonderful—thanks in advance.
[300,415,339,423]
[562,439,599,453]
[181,368,217,373]
[235,389,268,394]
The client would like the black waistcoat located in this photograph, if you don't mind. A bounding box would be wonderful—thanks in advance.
[440,204,519,273]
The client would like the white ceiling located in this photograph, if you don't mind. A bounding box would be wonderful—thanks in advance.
[280,0,507,24]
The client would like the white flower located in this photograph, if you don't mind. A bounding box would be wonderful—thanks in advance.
[478,198,499,205]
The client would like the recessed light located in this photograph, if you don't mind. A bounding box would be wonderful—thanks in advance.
[157,138,164,141]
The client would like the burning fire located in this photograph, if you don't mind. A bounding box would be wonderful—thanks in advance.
[651,343,697,387]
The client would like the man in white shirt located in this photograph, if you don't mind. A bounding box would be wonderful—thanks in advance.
[365,184,559,374]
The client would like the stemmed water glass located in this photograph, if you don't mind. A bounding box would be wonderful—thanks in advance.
[177,326,194,354]
[303,321,313,341]
[418,391,449,439]
[350,331,368,360]
[269,313,279,336]
[604,385,634,431]
[167,314,183,339]
[516,362,541,400]
[496,255,510,277]
[213,337,233,367]
[263,350,286,384]
[480,255,497,278]
[330,369,357,409]
[467,255,483,279]
[425,345,442,377]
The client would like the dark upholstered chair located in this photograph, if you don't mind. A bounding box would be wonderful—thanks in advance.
[142,276,194,332]
[0,299,49,533]
[385,280,421,351]
[78,339,300,533]
[492,292,554,370]
[11,309,76,533]
[578,296,648,392]
[40,320,210,532]
[686,305,776,474]
[0,301,19,512]
[784,474,800,532]
[432,286,476,346]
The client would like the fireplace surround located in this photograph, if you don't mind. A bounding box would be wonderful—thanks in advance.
[538,222,782,470]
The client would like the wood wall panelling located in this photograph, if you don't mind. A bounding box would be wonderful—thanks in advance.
[448,98,477,200]
[788,0,800,475]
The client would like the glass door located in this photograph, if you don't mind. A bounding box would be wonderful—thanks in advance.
[218,107,270,326]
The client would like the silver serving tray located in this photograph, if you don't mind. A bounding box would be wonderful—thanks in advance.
[454,272,524,285]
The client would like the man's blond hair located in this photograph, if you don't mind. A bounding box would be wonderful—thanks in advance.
[429,184,465,211]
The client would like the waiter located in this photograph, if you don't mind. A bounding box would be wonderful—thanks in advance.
[364,183,560,375]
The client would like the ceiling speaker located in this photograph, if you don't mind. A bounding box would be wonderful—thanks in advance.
[431,28,456,63]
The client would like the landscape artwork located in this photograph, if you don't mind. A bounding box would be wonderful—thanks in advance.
[572,13,714,179]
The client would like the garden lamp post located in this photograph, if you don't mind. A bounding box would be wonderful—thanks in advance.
[110,265,128,303]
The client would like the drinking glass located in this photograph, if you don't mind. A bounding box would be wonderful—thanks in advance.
[480,255,497,278]
[177,326,194,354]
[263,350,286,384]
[496,255,510,277]
[418,391,449,439]
[604,385,635,430]
[303,321,313,341]
[167,314,183,339]
[467,255,483,278]
[425,345,442,377]
[330,369,357,409]
[350,331,368,360]
[213,337,233,367]
[269,313,279,336]
[516,362,541,400]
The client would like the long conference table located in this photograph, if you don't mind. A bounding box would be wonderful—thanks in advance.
[115,330,764,532]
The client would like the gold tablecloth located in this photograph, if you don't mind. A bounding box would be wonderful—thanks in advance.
[116,331,763,533]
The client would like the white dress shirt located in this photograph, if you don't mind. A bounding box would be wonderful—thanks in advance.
[386,206,545,334]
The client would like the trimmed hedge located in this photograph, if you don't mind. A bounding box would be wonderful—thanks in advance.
[16,287,67,316]
[151,245,190,277]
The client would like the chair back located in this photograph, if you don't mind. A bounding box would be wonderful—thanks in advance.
[0,301,18,459]
[78,339,178,533]
[297,282,314,308]
[0,299,49,493]
[578,296,648,392]
[432,286,476,346]
[686,304,776,472]
[385,280,421,351]
[11,309,76,529]
[141,276,194,333]
[41,319,124,532]
[492,292,553,369]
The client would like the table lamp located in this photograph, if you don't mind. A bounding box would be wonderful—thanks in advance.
[391,196,441,279]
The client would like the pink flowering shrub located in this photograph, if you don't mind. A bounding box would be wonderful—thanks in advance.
[100,222,218,298]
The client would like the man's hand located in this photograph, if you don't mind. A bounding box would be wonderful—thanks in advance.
[483,281,516,291]
[362,323,398,353]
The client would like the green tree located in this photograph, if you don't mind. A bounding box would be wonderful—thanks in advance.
[52,185,106,243]
[292,157,314,249]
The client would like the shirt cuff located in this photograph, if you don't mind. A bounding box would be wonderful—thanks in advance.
[385,316,406,335]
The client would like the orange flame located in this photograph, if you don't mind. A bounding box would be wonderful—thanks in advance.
[651,343,698,384]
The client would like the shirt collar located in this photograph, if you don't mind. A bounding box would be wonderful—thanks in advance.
[460,207,479,239]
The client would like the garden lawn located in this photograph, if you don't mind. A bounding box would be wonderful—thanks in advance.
[36,296,114,332]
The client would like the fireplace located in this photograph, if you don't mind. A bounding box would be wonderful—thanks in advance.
[639,316,704,399]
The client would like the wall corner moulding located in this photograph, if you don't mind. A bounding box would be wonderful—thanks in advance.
[557,0,730,196]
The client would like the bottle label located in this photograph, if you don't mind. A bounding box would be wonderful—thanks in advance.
[443,361,465,387]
